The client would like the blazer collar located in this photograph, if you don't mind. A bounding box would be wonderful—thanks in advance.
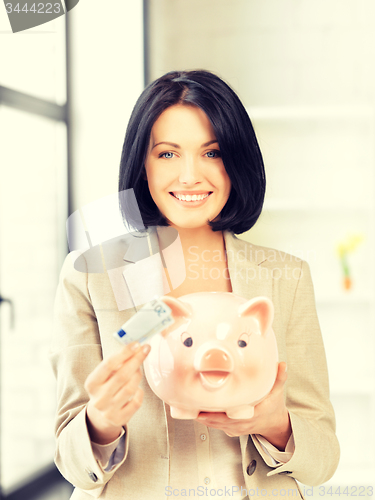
[223,230,272,300]
[122,227,272,309]
[122,227,269,265]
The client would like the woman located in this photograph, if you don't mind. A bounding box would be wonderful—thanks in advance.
[50,70,339,499]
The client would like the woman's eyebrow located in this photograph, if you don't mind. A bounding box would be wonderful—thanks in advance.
[152,139,218,150]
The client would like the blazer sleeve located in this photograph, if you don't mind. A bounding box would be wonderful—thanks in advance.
[49,252,129,497]
[267,259,340,485]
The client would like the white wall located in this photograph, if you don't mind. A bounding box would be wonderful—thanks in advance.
[149,0,375,108]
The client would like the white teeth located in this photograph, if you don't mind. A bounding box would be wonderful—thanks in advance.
[173,193,210,201]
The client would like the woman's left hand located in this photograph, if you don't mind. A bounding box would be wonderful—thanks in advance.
[195,362,291,451]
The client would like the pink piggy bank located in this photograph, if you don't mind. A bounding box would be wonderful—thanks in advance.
[143,292,278,419]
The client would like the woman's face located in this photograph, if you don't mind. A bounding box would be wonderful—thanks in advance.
[144,104,231,230]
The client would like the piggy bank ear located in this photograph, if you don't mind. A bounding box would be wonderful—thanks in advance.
[160,296,193,337]
[238,296,274,336]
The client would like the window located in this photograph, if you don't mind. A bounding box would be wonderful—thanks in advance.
[0,15,69,493]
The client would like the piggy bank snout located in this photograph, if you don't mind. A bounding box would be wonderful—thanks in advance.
[194,346,234,373]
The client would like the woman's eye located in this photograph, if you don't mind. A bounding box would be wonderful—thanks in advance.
[159,152,174,159]
[206,150,221,158]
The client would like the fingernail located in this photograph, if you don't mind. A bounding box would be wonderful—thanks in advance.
[130,342,140,351]
[142,344,151,354]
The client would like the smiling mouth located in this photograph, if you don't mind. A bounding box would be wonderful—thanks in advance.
[170,192,212,202]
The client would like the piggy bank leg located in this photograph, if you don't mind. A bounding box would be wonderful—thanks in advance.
[226,405,255,419]
[170,406,200,419]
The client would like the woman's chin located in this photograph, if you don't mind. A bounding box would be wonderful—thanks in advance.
[166,219,213,231]
[163,211,222,230]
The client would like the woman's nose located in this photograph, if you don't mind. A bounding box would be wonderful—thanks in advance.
[178,156,201,185]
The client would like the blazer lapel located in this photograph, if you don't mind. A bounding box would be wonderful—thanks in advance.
[224,230,273,301]
[122,227,169,311]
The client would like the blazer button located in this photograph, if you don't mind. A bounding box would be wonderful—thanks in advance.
[88,471,98,482]
[279,471,292,475]
[246,460,257,476]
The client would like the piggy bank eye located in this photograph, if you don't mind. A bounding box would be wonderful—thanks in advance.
[238,333,250,348]
[181,332,193,347]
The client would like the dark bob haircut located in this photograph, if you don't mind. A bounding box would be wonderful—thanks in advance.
[118,69,265,235]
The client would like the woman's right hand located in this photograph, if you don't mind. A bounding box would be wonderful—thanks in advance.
[84,342,151,445]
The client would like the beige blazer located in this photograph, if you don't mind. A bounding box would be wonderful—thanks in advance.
[50,228,340,499]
